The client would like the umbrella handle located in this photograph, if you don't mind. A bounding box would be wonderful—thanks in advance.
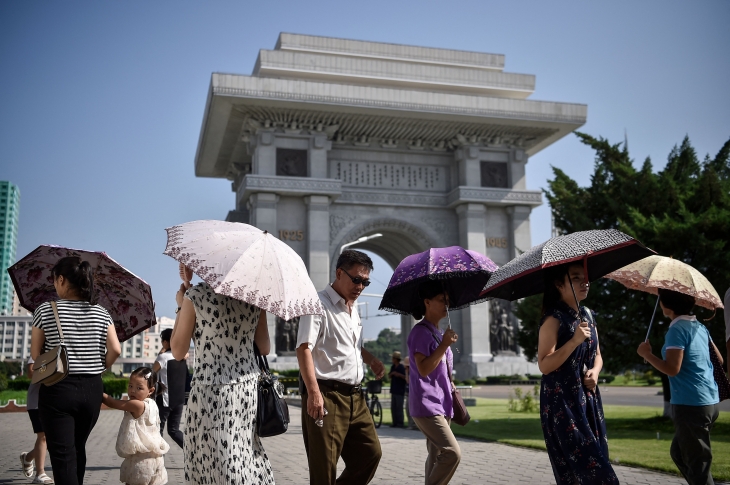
[643,296,661,364]
[445,307,460,354]
[568,280,589,342]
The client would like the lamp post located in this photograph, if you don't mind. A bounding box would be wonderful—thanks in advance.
[339,233,383,253]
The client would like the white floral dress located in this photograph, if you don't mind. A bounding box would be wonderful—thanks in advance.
[116,398,170,485]
[184,283,275,485]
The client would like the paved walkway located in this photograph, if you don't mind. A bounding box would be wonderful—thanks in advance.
[0,406,711,484]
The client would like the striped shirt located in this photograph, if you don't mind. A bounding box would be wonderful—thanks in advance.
[32,300,113,375]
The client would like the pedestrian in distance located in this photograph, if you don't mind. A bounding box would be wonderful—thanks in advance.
[407,280,461,485]
[724,287,730,376]
[638,288,721,485]
[102,367,170,485]
[296,249,384,485]
[402,356,417,430]
[388,351,407,428]
[19,356,54,484]
[31,256,122,485]
[537,263,617,485]
[171,271,275,484]
[152,329,184,449]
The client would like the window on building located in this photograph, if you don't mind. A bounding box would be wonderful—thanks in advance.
[276,149,308,177]
[480,162,509,188]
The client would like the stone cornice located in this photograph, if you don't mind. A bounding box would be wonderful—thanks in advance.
[446,186,543,208]
[237,175,342,205]
[333,186,542,208]
[212,75,587,125]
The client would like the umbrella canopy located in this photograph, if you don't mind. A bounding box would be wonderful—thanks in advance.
[379,246,498,315]
[480,229,655,301]
[8,245,155,342]
[606,255,724,310]
[163,220,324,321]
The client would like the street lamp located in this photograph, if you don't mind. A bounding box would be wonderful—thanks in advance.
[339,233,383,253]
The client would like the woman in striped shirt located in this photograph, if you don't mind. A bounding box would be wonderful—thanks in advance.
[31,256,122,485]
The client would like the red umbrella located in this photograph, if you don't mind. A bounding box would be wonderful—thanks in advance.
[8,245,155,342]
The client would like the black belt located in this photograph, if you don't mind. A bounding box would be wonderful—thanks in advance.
[316,379,362,395]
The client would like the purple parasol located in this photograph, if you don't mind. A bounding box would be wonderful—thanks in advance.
[379,246,498,315]
[8,245,156,342]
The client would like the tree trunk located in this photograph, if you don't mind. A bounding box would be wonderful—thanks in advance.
[660,373,672,419]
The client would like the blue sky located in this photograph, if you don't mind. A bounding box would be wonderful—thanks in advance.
[1,1,728,338]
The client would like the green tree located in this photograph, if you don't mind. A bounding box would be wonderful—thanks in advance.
[516,133,730,411]
[363,328,402,381]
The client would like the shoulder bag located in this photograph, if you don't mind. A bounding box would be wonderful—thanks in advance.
[31,301,69,386]
[708,337,730,402]
[254,343,290,437]
[417,323,471,426]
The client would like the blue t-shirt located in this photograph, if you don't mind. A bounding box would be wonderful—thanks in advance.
[662,316,719,406]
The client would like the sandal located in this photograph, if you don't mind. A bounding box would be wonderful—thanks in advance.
[33,473,54,484]
[20,452,35,478]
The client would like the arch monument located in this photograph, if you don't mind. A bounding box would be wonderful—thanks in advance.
[192,33,587,378]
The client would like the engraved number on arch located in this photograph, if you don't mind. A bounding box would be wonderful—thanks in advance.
[279,230,304,241]
[487,237,508,248]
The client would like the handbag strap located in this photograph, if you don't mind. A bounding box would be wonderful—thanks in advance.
[50,301,65,344]
[416,322,453,381]
[253,342,270,374]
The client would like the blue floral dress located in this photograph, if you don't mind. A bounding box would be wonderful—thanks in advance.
[540,302,618,484]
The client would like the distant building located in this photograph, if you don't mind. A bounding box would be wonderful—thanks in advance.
[0,181,20,315]
[112,316,193,374]
[0,314,32,363]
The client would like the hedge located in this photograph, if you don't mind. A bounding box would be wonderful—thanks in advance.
[103,378,128,397]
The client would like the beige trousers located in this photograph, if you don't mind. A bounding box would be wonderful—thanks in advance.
[412,415,461,485]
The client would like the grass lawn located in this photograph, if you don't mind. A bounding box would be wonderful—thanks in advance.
[0,389,27,405]
[426,398,730,481]
[602,375,660,387]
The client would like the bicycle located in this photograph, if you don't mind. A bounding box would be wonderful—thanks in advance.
[362,380,383,428]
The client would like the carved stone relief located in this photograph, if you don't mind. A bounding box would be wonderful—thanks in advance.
[275,316,300,355]
[490,299,517,354]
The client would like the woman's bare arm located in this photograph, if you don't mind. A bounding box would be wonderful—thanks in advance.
[254,310,271,355]
[105,325,122,369]
[171,297,196,360]
[31,327,45,360]
[538,316,589,375]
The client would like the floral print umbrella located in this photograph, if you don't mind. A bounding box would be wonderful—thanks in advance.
[163,220,324,320]
[606,255,723,310]
[479,229,655,301]
[379,246,498,315]
[8,245,156,342]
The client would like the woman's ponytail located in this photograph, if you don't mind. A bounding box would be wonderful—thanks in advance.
[52,256,95,303]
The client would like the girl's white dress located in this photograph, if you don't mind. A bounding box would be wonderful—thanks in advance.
[116,398,170,485]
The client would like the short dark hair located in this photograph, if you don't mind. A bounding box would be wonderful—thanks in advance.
[411,280,446,320]
[336,249,373,272]
[52,256,95,303]
[160,329,173,343]
[658,288,695,315]
[130,366,165,397]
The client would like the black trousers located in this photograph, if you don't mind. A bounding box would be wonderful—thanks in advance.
[156,395,184,448]
[671,403,719,485]
[391,393,405,427]
[39,374,103,485]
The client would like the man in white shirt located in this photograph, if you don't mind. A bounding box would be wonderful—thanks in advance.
[153,329,184,448]
[297,250,385,485]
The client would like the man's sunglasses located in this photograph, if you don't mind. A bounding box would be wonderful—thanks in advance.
[339,268,371,287]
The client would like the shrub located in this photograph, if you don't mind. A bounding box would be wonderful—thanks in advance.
[461,379,476,386]
[600,375,616,384]
[103,378,128,398]
[526,374,543,380]
[507,384,540,413]
[8,378,30,391]
[0,373,7,392]
[644,370,657,386]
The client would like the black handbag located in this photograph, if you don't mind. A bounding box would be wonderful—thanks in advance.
[708,338,730,402]
[254,343,290,437]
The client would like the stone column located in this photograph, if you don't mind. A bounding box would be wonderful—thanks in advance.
[304,195,331,291]
[455,146,481,186]
[247,193,278,234]
[506,205,532,258]
[252,131,276,175]
[455,203,491,377]
[309,134,331,178]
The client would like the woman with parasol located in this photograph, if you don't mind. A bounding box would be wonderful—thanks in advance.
[480,229,656,484]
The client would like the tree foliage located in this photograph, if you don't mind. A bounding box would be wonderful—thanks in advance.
[516,133,730,374]
[363,327,402,378]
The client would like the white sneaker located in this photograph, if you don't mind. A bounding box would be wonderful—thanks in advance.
[33,473,54,484]
[20,452,35,478]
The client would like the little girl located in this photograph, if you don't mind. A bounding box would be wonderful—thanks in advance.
[103,367,170,485]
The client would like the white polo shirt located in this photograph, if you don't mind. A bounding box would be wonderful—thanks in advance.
[297,284,364,385]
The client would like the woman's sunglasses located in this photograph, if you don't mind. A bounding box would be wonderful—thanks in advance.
[340,268,371,287]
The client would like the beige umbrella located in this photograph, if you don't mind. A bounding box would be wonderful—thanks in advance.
[606,255,724,340]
